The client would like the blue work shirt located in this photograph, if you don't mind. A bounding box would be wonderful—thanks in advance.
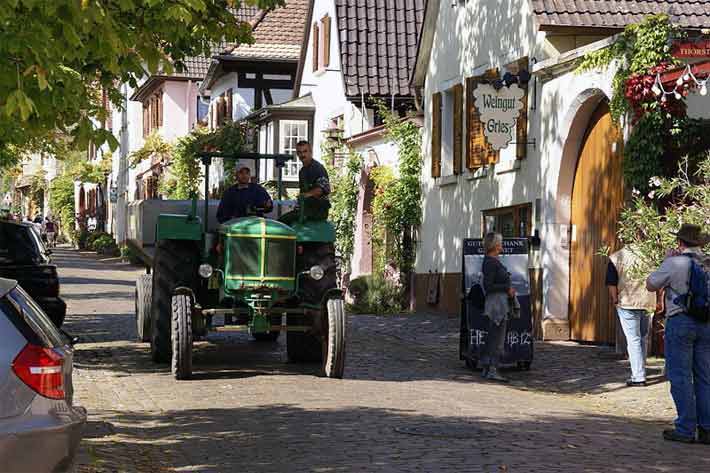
[216,183,272,223]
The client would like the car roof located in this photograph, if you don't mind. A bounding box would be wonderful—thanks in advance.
[0,220,33,229]
[0,277,17,298]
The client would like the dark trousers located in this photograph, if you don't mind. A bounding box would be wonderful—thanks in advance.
[482,317,507,368]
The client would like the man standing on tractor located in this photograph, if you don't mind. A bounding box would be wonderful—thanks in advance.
[281,140,331,225]
[216,166,273,223]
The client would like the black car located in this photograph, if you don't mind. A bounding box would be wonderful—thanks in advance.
[0,220,66,327]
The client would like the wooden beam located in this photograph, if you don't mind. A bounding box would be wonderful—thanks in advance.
[659,60,710,86]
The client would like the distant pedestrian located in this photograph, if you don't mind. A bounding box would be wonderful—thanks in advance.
[646,224,710,444]
[606,245,658,386]
[44,216,56,248]
[480,232,517,383]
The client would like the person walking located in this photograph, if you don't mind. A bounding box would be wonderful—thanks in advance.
[606,245,658,386]
[44,216,56,248]
[646,224,710,444]
[480,232,517,383]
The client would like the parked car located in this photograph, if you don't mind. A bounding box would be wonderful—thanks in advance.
[0,277,86,472]
[0,219,66,327]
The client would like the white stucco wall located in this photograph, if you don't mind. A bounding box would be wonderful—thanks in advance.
[415,0,630,328]
[161,80,200,140]
[297,0,372,162]
[417,0,710,326]
[417,0,539,273]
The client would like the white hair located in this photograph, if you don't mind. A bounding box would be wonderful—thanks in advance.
[483,232,502,254]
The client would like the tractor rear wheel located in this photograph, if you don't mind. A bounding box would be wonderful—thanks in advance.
[135,274,152,342]
[171,294,193,380]
[253,332,280,342]
[150,239,198,363]
[322,298,346,378]
[287,331,322,362]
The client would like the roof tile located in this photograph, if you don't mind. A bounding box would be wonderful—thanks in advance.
[532,0,710,29]
[334,0,426,98]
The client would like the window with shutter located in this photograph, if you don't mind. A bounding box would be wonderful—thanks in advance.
[143,106,149,137]
[452,84,463,175]
[157,91,163,128]
[431,92,442,178]
[466,70,499,170]
[515,57,529,160]
[321,15,331,68]
[312,23,319,72]
[226,88,233,122]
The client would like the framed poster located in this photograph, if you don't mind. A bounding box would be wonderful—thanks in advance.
[460,238,533,368]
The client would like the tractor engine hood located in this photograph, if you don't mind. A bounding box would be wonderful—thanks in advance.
[219,217,297,294]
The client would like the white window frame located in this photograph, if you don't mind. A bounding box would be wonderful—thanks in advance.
[279,120,308,179]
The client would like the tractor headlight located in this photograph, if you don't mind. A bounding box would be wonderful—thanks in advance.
[309,265,325,281]
[198,263,214,279]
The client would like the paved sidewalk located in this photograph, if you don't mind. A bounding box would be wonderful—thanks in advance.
[53,248,704,472]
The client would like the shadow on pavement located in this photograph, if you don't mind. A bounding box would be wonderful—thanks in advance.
[58,246,666,396]
[76,404,705,473]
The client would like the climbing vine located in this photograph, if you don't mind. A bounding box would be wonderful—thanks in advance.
[49,173,76,241]
[373,102,423,290]
[325,151,363,273]
[576,14,709,193]
[131,122,249,199]
[577,14,681,121]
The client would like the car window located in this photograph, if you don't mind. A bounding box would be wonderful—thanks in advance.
[0,224,41,263]
[6,287,64,348]
[28,226,48,255]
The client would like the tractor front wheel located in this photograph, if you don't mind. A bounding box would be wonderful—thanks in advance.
[135,274,152,342]
[322,298,346,378]
[171,294,193,380]
[150,239,198,363]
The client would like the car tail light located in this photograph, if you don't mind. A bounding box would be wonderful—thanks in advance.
[11,344,65,400]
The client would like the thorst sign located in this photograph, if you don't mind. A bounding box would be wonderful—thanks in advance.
[473,83,525,150]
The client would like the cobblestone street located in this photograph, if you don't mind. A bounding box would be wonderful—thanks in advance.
[55,247,707,472]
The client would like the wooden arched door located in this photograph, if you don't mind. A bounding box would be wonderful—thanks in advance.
[569,100,624,343]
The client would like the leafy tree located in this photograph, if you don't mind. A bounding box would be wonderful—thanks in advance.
[0,0,283,169]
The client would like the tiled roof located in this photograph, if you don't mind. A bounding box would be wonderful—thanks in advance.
[532,0,710,30]
[229,0,309,61]
[172,56,213,79]
[335,0,426,98]
[167,6,264,79]
[228,5,261,22]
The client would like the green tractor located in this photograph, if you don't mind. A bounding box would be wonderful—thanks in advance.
[133,152,346,380]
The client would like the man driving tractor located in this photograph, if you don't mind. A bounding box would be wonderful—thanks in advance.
[280,140,331,225]
[216,165,273,223]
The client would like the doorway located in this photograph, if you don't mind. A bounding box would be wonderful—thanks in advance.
[569,100,624,343]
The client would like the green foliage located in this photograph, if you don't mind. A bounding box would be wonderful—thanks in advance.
[136,122,248,199]
[326,152,363,272]
[120,244,143,265]
[75,229,90,250]
[577,14,679,121]
[346,275,403,315]
[372,103,423,283]
[618,153,710,279]
[623,112,665,192]
[130,132,173,169]
[49,173,75,241]
[0,0,284,170]
[88,232,118,255]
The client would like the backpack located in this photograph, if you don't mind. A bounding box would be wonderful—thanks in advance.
[682,254,710,323]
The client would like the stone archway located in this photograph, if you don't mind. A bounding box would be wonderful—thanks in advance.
[543,88,615,340]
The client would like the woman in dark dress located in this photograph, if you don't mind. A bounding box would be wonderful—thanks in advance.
[481,232,516,382]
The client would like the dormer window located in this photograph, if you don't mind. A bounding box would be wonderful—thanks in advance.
[312,14,331,72]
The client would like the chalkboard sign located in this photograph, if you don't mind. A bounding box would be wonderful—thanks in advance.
[460,238,533,369]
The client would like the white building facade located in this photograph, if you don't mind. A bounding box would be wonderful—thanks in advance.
[413,0,710,342]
